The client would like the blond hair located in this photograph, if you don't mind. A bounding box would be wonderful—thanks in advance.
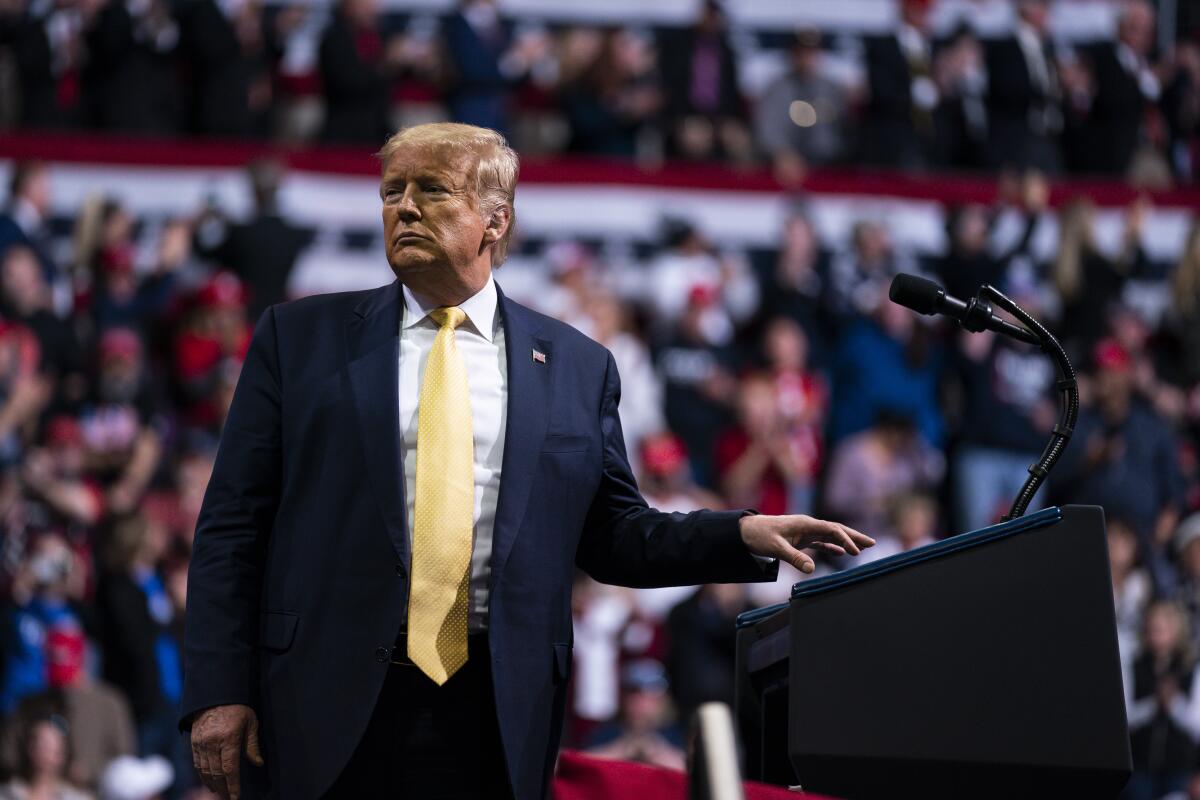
[1170,219,1200,318]
[377,123,519,266]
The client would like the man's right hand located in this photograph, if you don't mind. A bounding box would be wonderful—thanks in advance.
[190,704,264,800]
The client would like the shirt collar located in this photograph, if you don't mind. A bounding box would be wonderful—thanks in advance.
[401,274,498,343]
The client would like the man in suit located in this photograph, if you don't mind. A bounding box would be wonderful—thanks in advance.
[862,0,938,169]
[983,0,1063,173]
[1073,0,1161,175]
[180,122,874,800]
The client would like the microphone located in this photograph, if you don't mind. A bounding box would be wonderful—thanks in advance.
[888,274,1040,346]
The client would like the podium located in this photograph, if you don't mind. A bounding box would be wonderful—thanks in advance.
[734,505,1131,799]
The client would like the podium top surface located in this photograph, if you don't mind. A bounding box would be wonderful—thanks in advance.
[737,506,1064,629]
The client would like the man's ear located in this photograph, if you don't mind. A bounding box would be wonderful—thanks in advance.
[482,205,512,247]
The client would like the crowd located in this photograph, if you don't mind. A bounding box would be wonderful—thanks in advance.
[0,147,1197,796]
[0,0,1199,184]
[0,0,1198,798]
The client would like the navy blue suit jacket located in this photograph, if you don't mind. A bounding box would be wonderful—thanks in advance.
[180,280,777,799]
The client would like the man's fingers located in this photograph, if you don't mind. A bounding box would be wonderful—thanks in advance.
[221,744,242,800]
[195,739,218,795]
[781,543,815,574]
[203,737,232,799]
[842,525,876,549]
[822,520,859,555]
[811,541,846,556]
[245,713,264,767]
[191,741,212,793]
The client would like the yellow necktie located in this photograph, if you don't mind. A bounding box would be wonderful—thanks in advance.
[407,306,474,685]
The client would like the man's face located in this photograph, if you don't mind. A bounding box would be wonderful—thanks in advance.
[380,143,494,297]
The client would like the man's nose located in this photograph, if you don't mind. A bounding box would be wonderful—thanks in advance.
[395,188,420,220]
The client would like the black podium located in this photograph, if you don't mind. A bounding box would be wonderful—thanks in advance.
[735,505,1131,798]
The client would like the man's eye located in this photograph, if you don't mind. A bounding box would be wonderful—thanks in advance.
[424,184,445,193]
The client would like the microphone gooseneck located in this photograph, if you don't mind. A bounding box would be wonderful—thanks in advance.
[887,275,1078,521]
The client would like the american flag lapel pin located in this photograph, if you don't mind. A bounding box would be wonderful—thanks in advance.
[532,349,547,364]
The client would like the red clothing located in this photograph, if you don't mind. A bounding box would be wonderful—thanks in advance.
[714,429,787,516]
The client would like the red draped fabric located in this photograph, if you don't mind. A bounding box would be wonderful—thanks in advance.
[553,750,839,800]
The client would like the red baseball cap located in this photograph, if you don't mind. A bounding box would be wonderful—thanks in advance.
[1093,338,1132,372]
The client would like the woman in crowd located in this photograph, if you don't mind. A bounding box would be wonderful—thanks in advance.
[0,716,92,800]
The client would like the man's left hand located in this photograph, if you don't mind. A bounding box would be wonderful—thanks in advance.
[740,514,875,575]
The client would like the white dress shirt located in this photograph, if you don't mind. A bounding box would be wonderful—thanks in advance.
[399,275,507,631]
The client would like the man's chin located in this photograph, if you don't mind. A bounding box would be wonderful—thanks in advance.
[388,250,442,275]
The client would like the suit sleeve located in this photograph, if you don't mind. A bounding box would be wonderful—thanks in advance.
[179,308,283,730]
[575,351,778,588]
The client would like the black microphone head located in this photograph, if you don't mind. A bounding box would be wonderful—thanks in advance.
[889,273,943,316]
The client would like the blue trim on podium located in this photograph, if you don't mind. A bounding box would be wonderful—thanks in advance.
[735,506,1063,629]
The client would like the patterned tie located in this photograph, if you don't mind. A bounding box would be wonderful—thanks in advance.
[407,306,474,685]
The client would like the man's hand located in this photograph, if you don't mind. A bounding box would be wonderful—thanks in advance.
[190,704,264,800]
[740,514,875,574]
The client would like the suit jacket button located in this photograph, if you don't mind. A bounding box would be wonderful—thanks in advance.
[395,563,405,577]
[375,646,390,662]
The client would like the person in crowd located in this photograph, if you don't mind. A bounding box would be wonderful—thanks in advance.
[655,285,738,489]
[1053,197,1153,361]
[1161,38,1200,184]
[827,220,915,324]
[179,0,282,138]
[754,29,848,183]
[937,203,1003,303]
[585,659,685,771]
[1166,220,1200,389]
[1125,601,1200,800]
[80,329,162,518]
[1073,0,1163,176]
[638,433,722,515]
[1054,338,1185,593]
[764,318,826,513]
[0,319,48,470]
[0,716,92,800]
[317,0,397,145]
[0,162,59,299]
[88,211,184,338]
[1,246,85,411]
[648,217,759,329]
[193,159,311,322]
[716,373,810,517]
[82,0,181,134]
[933,24,989,170]
[1174,514,1200,651]
[953,326,1056,532]
[442,0,552,137]
[857,492,938,563]
[1112,517,1152,669]
[665,583,754,726]
[4,0,87,129]
[983,0,1062,173]
[658,0,751,163]
[95,516,188,793]
[1,629,137,791]
[757,210,830,357]
[557,27,661,158]
[861,0,937,168]
[824,409,944,542]
[20,417,103,534]
[827,293,945,447]
[586,292,664,461]
[170,273,250,434]
[0,533,87,715]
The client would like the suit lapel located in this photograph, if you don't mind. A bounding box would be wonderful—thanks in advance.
[490,286,551,588]
[345,280,408,566]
